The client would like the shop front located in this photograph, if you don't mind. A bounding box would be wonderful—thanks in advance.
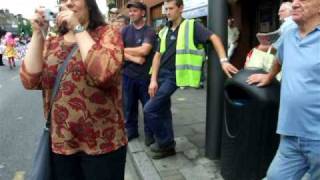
[228,0,281,68]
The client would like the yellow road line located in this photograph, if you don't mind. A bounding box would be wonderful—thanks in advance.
[12,171,25,180]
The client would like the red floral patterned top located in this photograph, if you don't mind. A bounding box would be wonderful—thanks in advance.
[20,25,128,155]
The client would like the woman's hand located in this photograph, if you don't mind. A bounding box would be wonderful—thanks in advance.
[30,7,49,36]
[56,5,80,31]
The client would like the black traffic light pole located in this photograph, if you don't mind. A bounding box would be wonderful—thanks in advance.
[205,0,228,159]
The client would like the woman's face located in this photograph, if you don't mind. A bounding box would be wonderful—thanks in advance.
[59,0,89,24]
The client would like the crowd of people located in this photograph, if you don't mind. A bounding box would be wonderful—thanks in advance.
[18,0,234,179]
[11,0,320,179]
[0,32,29,69]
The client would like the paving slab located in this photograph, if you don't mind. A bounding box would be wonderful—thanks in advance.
[128,88,224,180]
[151,153,193,172]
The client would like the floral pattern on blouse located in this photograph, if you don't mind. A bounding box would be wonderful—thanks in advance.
[20,25,127,155]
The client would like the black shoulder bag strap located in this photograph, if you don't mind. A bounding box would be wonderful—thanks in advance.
[46,45,78,128]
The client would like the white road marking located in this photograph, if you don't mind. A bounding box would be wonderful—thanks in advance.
[11,76,19,81]
[177,97,186,101]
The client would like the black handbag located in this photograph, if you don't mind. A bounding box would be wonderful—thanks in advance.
[29,45,78,180]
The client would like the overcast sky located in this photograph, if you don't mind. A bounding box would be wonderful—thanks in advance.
[1,0,108,18]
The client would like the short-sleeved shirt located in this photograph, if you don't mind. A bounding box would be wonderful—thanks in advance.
[276,26,320,140]
[122,24,156,80]
[156,20,213,78]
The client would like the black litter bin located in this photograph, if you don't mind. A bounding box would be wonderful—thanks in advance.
[221,69,280,180]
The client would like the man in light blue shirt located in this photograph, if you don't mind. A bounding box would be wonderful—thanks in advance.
[247,0,320,179]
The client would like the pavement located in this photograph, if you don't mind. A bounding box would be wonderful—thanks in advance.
[127,87,225,180]
[126,84,313,180]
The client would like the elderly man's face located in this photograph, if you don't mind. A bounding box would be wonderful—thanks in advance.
[278,4,291,21]
[292,0,320,24]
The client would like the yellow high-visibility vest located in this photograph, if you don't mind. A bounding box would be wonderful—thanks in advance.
[159,19,205,88]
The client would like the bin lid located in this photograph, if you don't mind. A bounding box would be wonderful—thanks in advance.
[225,69,280,104]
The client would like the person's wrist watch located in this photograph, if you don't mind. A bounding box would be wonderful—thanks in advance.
[220,57,229,64]
[73,24,85,34]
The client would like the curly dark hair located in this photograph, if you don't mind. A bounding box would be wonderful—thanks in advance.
[58,0,106,35]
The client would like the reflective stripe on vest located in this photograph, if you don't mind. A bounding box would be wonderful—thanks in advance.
[159,19,205,87]
[159,27,168,55]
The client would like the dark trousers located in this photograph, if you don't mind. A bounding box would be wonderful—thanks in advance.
[143,75,178,147]
[0,54,3,65]
[51,146,127,180]
[123,75,152,137]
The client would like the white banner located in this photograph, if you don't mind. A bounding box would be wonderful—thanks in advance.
[182,0,208,19]
[183,0,207,10]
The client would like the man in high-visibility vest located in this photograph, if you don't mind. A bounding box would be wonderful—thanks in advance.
[144,0,238,159]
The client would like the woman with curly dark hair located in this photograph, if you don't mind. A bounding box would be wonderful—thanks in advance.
[21,0,127,179]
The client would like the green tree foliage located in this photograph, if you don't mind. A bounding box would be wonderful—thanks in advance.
[17,19,32,36]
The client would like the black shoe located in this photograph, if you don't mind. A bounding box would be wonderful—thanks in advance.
[127,132,139,141]
[144,136,155,146]
[149,144,176,159]
[150,142,175,153]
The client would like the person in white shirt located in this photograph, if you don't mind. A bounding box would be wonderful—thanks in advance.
[227,18,240,58]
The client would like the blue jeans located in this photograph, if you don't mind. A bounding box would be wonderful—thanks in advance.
[143,76,178,147]
[267,136,320,180]
[123,75,152,137]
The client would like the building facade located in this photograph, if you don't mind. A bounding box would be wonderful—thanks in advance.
[0,9,20,36]
[0,9,32,37]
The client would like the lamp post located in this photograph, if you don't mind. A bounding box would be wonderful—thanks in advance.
[205,0,228,159]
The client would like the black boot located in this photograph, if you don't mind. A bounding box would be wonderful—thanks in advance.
[144,136,155,146]
[149,142,176,159]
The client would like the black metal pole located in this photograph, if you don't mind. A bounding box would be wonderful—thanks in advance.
[205,0,228,159]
